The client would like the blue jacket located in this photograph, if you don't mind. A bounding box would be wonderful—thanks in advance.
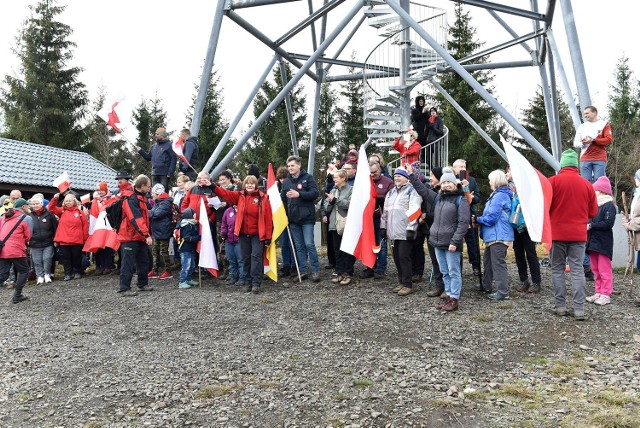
[586,201,616,259]
[139,139,177,177]
[281,170,319,225]
[477,186,514,244]
[149,195,175,240]
[177,221,200,253]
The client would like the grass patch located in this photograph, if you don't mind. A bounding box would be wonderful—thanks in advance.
[327,418,344,428]
[239,409,251,415]
[353,379,374,389]
[522,355,548,365]
[595,390,639,407]
[258,297,275,305]
[497,383,537,400]
[546,360,588,377]
[18,393,29,401]
[333,393,347,401]
[496,302,513,310]
[589,407,640,428]
[473,313,494,322]
[464,390,489,401]
[433,398,460,408]
[195,384,241,399]
[258,381,281,389]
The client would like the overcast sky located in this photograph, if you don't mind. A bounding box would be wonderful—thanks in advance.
[0,0,636,145]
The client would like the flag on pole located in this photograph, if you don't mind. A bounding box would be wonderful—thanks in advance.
[501,136,553,251]
[340,144,380,268]
[172,137,191,168]
[264,163,289,281]
[52,171,70,192]
[197,198,219,277]
[97,98,124,133]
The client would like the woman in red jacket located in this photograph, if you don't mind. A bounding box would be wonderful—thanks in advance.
[48,193,89,281]
[0,198,32,303]
[393,130,421,165]
[213,175,273,294]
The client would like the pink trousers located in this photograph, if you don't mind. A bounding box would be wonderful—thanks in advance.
[589,251,613,296]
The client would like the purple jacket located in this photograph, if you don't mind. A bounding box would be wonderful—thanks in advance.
[220,207,239,244]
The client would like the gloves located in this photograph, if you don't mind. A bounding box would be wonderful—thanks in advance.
[406,230,416,240]
[380,229,387,240]
[263,240,271,246]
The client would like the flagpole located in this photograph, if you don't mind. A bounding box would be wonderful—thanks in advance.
[287,226,302,283]
[199,265,202,288]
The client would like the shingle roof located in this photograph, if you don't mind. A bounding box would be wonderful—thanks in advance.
[0,137,118,192]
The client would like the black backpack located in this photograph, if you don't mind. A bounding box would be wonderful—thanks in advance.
[106,197,125,232]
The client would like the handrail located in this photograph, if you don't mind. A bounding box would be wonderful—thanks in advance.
[387,125,449,173]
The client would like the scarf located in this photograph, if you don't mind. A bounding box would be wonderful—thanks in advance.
[597,194,613,207]
[428,115,438,124]
[179,218,198,227]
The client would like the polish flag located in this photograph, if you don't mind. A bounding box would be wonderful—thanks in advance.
[340,144,380,268]
[502,137,553,251]
[172,137,191,168]
[52,171,70,192]
[80,193,91,205]
[264,163,289,281]
[197,198,219,277]
[97,98,124,133]
[82,210,120,252]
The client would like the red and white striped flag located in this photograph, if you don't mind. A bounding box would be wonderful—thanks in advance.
[197,198,219,277]
[340,144,380,268]
[82,210,120,252]
[52,171,70,192]
[502,137,553,251]
[80,193,91,205]
[172,137,191,168]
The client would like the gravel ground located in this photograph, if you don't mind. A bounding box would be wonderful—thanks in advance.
[1,255,640,428]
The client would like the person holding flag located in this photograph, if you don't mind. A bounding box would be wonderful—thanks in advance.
[323,169,354,285]
[264,164,289,282]
[212,175,273,294]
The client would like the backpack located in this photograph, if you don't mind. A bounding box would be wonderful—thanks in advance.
[105,198,125,232]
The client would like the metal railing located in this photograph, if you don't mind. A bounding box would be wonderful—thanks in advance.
[387,125,449,174]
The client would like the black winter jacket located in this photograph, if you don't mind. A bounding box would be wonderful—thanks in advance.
[281,170,319,225]
[586,201,616,260]
[28,209,58,248]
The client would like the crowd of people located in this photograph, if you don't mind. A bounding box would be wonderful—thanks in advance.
[0,109,635,316]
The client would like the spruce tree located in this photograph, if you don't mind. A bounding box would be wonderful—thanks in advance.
[309,82,340,187]
[433,3,500,188]
[336,61,367,158]
[240,63,309,172]
[185,71,231,173]
[1,0,88,150]
[606,55,640,199]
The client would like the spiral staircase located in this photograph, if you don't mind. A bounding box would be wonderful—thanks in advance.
[362,0,449,170]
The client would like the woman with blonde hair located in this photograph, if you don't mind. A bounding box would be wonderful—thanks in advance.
[213,175,273,294]
[48,193,89,281]
[323,169,354,285]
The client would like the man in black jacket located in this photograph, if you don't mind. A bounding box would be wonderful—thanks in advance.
[136,127,177,189]
[281,155,320,282]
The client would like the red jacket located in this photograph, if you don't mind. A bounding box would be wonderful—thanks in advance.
[181,185,216,223]
[0,211,32,259]
[214,186,273,241]
[48,203,89,245]
[117,189,150,242]
[393,137,421,165]
[549,167,598,242]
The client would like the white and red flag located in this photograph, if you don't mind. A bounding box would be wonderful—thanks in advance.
[264,163,289,281]
[52,171,70,192]
[80,193,91,205]
[340,143,380,268]
[82,210,120,252]
[172,137,191,168]
[502,137,553,251]
[197,198,219,277]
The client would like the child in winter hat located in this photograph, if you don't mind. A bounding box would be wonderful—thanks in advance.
[592,176,612,195]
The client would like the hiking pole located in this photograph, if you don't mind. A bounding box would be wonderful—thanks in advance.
[622,192,634,278]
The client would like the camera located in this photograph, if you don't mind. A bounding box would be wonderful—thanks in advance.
[459,169,467,180]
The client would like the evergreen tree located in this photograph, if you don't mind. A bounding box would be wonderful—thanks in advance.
[0,0,88,150]
[311,82,340,183]
[518,85,575,176]
[185,71,232,173]
[433,3,500,190]
[336,60,367,158]
[239,63,309,172]
[131,95,168,176]
[606,55,640,199]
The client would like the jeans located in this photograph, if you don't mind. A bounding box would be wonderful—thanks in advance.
[373,216,388,273]
[513,229,541,283]
[435,247,462,299]
[225,241,246,282]
[289,223,319,274]
[30,246,54,277]
[330,230,355,276]
[589,251,613,296]
[483,242,509,296]
[580,160,606,183]
[239,234,264,287]
[118,241,150,291]
[392,239,414,287]
[60,244,83,276]
[550,241,586,311]
[179,251,196,283]
[152,238,171,272]
[280,232,294,270]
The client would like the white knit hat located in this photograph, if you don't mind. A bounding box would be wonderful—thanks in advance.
[439,167,457,184]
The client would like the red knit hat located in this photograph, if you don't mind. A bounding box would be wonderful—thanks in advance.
[97,182,108,192]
